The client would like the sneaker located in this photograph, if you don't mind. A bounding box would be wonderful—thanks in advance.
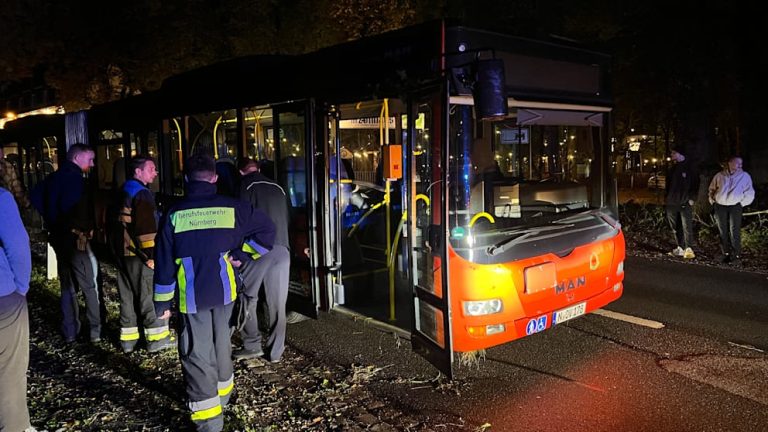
[90,337,102,343]
[668,246,684,257]
[286,311,309,324]
[731,255,742,267]
[64,336,76,344]
[147,337,175,353]
[683,247,695,259]
[232,347,264,360]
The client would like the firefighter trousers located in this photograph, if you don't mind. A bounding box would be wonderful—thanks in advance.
[0,293,31,431]
[54,242,102,341]
[179,302,235,432]
[116,256,170,351]
[239,245,290,362]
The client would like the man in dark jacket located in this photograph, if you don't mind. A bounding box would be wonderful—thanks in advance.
[664,145,699,259]
[233,158,291,363]
[0,186,33,432]
[31,143,102,343]
[154,154,275,432]
[114,155,172,353]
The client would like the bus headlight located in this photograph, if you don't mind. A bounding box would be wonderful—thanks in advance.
[616,260,624,275]
[463,299,503,316]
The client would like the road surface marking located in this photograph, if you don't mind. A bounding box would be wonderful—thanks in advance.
[728,342,765,353]
[592,309,665,329]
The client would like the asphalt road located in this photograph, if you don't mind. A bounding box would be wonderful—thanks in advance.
[285,254,768,431]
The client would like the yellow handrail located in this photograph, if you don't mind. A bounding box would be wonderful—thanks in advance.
[469,212,495,227]
[212,116,223,159]
[172,118,183,171]
[347,200,385,238]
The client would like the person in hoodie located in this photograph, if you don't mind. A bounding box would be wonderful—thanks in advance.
[0,187,34,432]
[113,155,172,353]
[153,153,275,432]
[708,156,755,265]
[664,145,700,259]
[30,143,102,343]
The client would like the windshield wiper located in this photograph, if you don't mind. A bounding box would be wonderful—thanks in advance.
[486,223,574,256]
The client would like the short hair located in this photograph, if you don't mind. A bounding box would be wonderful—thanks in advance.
[129,154,155,176]
[185,153,216,181]
[66,143,94,161]
[237,157,258,173]
[727,155,742,162]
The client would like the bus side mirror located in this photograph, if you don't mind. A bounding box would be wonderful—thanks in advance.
[473,59,508,121]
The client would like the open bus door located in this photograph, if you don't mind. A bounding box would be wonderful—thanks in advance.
[409,94,454,378]
[272,100,323,318]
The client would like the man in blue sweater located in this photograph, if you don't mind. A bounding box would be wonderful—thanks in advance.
[0,187,33,431]
[154,154,275,432]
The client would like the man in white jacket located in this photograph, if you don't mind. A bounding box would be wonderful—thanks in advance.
[708,156,755,264]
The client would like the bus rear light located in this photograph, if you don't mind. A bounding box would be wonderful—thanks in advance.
[463,299,503,316]
[616,260,624,275]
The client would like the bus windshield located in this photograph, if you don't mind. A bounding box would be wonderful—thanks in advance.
[448,103,614,263]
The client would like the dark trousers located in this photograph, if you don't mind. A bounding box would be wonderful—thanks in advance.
[116,256,169,348]
[179,303,234,432]
[665,203,695,249]
[714,203,743,256]
[239,245,290,362]
[0,293,31,431]
[54,243,101,341]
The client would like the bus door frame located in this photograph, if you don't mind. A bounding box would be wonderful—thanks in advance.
[408,86,454,378]
[272,99,324,318]
[314,103,343,311]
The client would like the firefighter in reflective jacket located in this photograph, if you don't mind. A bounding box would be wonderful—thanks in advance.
[115,155,173,353]
[154,154,275,432]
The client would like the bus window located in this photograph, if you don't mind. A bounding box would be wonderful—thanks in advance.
[243,106,275,178]
[186,110,238,195]
[163,117,185,196]
[448,104,602,244]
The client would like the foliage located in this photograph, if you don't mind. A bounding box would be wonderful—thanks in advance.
[742,214,768,253]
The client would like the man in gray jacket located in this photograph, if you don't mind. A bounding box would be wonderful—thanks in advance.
[708,156,755,265]
[234,158,291,363]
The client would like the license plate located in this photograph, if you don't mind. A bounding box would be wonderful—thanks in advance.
[553,302,586,325]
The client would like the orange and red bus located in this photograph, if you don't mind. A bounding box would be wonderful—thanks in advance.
[1,21,624,377]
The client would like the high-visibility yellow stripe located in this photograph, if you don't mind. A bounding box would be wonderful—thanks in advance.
[140,239,155,248]
[154,292,174,302]
[146,330,170,341]
[120,327,140,341]
[190,404,222,421]
[177,258,187,313]
[241,243,261,260]
[218,381,234,397]
[225,258,237,302]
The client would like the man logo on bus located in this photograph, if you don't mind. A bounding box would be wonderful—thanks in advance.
[555,276,586,294]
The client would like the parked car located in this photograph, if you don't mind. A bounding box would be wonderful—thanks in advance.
[647,173,666,189]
